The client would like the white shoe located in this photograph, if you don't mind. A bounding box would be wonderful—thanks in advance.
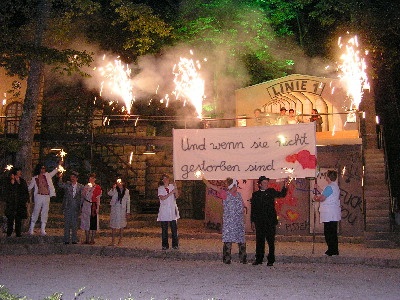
[41,231,47,236]
[29,230,34,235]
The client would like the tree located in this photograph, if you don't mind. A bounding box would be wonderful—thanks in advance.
[85,0,174,62]
[1,0,98,177]
[174,0,293,118]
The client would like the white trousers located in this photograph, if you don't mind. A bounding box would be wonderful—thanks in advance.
[31,194,50,224]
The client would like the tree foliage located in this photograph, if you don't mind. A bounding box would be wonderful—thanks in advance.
[0,0,98,78]
[175,0,293,85]
[85,0,174,62]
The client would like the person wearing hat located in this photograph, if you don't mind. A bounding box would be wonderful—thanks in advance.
[276,107,288,125]
[251,176,288,266]
[108,178,130,246]
[203,177,247,264]
[58,171,84,244]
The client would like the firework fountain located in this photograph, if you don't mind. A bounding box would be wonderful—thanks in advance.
[171,52,206,119]
[337,34,370,110]
[97,55,135,115]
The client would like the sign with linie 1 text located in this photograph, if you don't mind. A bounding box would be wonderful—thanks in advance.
[173,123,317,180]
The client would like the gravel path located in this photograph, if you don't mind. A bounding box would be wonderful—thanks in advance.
[1,254,400,300]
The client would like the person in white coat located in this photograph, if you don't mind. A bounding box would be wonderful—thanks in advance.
[157,174,180,250]
[108,179,130,246]
[28,163,59,235]
[314,170,341,256]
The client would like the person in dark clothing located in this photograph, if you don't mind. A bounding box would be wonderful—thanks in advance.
[4,168,29,237]
[251,176,288,266]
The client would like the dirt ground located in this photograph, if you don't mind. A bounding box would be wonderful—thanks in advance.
[1,254,400,300]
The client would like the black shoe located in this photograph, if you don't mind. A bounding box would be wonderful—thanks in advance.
[64,242,70,245]
[172,246,179,250]
[325,250,333,256]
[72,242,78,244]
[266,262,274,266]
[223,261,231,264]
[162,246,169,250]
[252,261,263,265]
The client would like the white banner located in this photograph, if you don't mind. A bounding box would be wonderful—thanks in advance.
[173,123,317,180]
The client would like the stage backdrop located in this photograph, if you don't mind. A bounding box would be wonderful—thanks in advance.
[173,123,317,180]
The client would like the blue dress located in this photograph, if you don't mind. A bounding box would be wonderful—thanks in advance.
[222,191,245,243]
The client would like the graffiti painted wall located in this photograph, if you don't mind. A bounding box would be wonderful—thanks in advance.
[275,178,311,235]
[204,144,363,236]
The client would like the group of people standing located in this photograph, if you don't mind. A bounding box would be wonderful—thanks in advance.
[253,107,323,131]
[203,176,289,266]
[3,165,341,265]
[2,164,130,247]
[203,172,341,265]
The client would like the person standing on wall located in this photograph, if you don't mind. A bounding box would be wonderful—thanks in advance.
[310,108,323,132]
[58,171,84,244]
[251,176,288,266]
[203,177,247,264]
[313,170,341,256]
[28,163,59,236]
[157,174,180,250]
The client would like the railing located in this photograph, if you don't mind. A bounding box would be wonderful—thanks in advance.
[379,125,398,231]
[1,111,364,134]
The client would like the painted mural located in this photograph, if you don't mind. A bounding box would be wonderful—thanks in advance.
[204,145,363,237]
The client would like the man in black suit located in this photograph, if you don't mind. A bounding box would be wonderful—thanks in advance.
[251,176,288,266]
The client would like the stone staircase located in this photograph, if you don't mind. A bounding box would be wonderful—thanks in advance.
[363,149,396,248]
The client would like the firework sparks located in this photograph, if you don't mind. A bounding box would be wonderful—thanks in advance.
[59,149,67,161]
[172,53,205,118]
[129,151,133,165]
[337,35,370,110]
[58,165,66,173]
[98,55,135,114]
[194,170,203,179]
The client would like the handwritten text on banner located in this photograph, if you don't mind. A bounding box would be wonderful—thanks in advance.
[173,123,317,180]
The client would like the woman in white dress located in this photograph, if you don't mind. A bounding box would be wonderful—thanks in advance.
[108,179,130,246]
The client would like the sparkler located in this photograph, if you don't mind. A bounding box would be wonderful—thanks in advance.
[172,53,205,118]
[194,170,203,179]
[60,149,67,161]
[129,151,133,165]
[337,35,370,110]
[58,165,66,173]
[281,167,295,184]
[98,55,135,115]
[5,164,13,171]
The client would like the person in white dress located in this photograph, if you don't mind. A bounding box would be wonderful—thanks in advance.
[108,179,130,246]
[157,174,180,250]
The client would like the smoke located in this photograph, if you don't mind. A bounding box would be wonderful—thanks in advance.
[47,4,339,119]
